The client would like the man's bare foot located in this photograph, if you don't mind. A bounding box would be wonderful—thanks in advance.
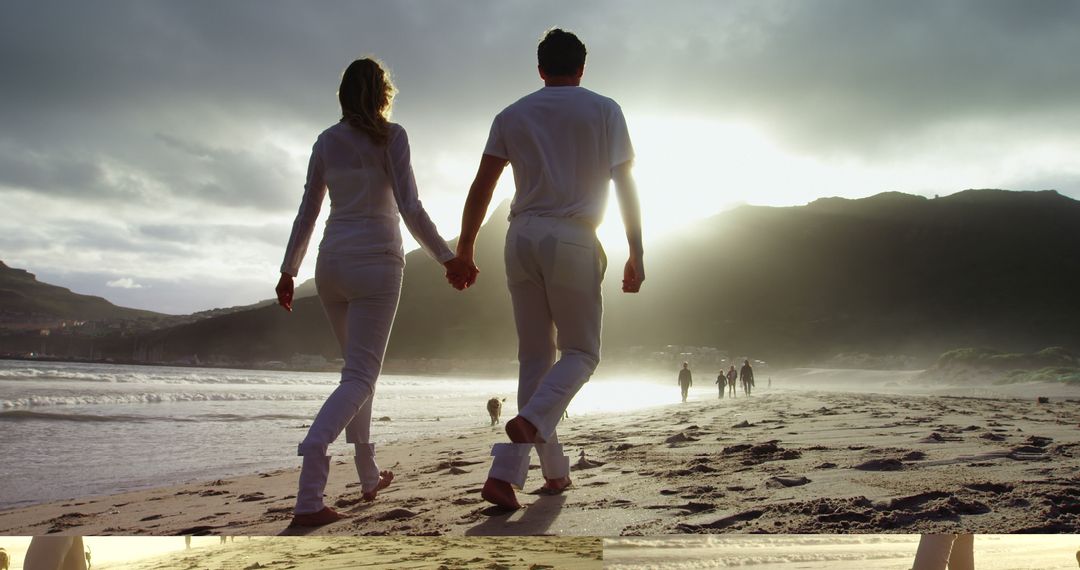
[289,506,349,527]
[505,415,540,443]
[481,477,522,509]
[362,470,394,502]
[538,476,572,495]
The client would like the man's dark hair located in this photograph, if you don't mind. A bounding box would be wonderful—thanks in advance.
[537,28,586,76]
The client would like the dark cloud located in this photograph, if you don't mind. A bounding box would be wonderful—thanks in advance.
[0,144,112,198]
[154,133,298,210]
[605,0,1080,154]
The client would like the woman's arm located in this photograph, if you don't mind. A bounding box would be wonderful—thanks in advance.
[278,139,327,310]
[387,125,455,264]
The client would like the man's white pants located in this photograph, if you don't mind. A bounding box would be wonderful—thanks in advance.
[295,256,402,515]
[488,216,606,489]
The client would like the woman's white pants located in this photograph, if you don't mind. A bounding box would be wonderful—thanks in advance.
[294,256,402,515]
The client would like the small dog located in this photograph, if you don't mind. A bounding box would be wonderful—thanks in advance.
[1,547,9,570]
[487,397,505,426]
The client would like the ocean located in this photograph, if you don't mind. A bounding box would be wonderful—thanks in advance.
[0,359,679,510]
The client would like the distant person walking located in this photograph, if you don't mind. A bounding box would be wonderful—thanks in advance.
[277,58,474,527]
[715,370,725,399]
[454,28,644,510]
[678,362,693,402]
[726,365,738,398]
[911,533,974,570]
[740,359,754,396]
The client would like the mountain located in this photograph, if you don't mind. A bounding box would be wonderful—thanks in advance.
[600,189,1080,364]
[0,261,162,324]
[15,189,1080,367]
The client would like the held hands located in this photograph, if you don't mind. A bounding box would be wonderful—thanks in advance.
[444,256,479,291]
[622,255,645,293]
[275,273,294,311]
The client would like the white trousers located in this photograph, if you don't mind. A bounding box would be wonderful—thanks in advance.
[912,534,975,570]
[295,255,402,514]
[488,217,605,488]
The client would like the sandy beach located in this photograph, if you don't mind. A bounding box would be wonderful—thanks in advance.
[0,536,602,569]
[1,376,1077,536]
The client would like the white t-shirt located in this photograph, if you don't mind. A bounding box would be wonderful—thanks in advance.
[280,122,454,276]
[483,86,634,227]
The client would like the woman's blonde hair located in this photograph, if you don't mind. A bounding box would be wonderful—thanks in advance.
[338,58,396,146]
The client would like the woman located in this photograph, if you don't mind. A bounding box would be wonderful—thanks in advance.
[277,58,472,527]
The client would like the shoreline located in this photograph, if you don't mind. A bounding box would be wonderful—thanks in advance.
[0,354,514,378]
[1,385,1077,536]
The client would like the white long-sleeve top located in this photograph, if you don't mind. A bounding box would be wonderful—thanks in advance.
[280,122,455,276]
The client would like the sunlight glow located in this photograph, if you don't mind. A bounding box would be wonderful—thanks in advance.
[597,115,797,248]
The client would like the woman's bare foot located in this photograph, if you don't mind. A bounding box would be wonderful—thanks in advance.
[289,506,348,527]
[481,477,522,509]
[362,470,394,502]
[505,416,541,443]
[538,476,572,495]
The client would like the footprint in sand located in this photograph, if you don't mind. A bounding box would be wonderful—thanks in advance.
[765,475,811,488]
[852,458,904,471]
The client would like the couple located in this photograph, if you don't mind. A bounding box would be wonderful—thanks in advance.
[276,28,645,527]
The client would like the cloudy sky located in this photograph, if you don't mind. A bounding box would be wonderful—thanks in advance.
[3,0,1079,314]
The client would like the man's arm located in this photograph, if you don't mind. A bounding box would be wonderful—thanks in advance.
[456,154,509,287]
[612,161,644,293]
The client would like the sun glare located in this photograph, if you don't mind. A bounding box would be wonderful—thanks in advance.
[596,115,794,248]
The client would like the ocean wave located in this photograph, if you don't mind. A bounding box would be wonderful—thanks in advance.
[0,409,313,423]
[0,366,338,386]
[0,392,327,408]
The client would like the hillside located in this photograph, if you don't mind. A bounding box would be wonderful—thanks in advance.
[0,261,162,324]
[601,188,1080,363]
[21,189,1080,367]
[918,346,1080,385]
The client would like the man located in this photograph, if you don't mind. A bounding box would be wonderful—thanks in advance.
[678,362,693,402]
[727,365,738,398]
[454,28,644,509]
[741,359,755,396]
[715,369,725,399]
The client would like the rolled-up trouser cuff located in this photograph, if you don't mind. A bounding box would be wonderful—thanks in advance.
[537,443,569,480]
[353,443,380,492]
[488,443,533,489]
[295,454,330,514]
